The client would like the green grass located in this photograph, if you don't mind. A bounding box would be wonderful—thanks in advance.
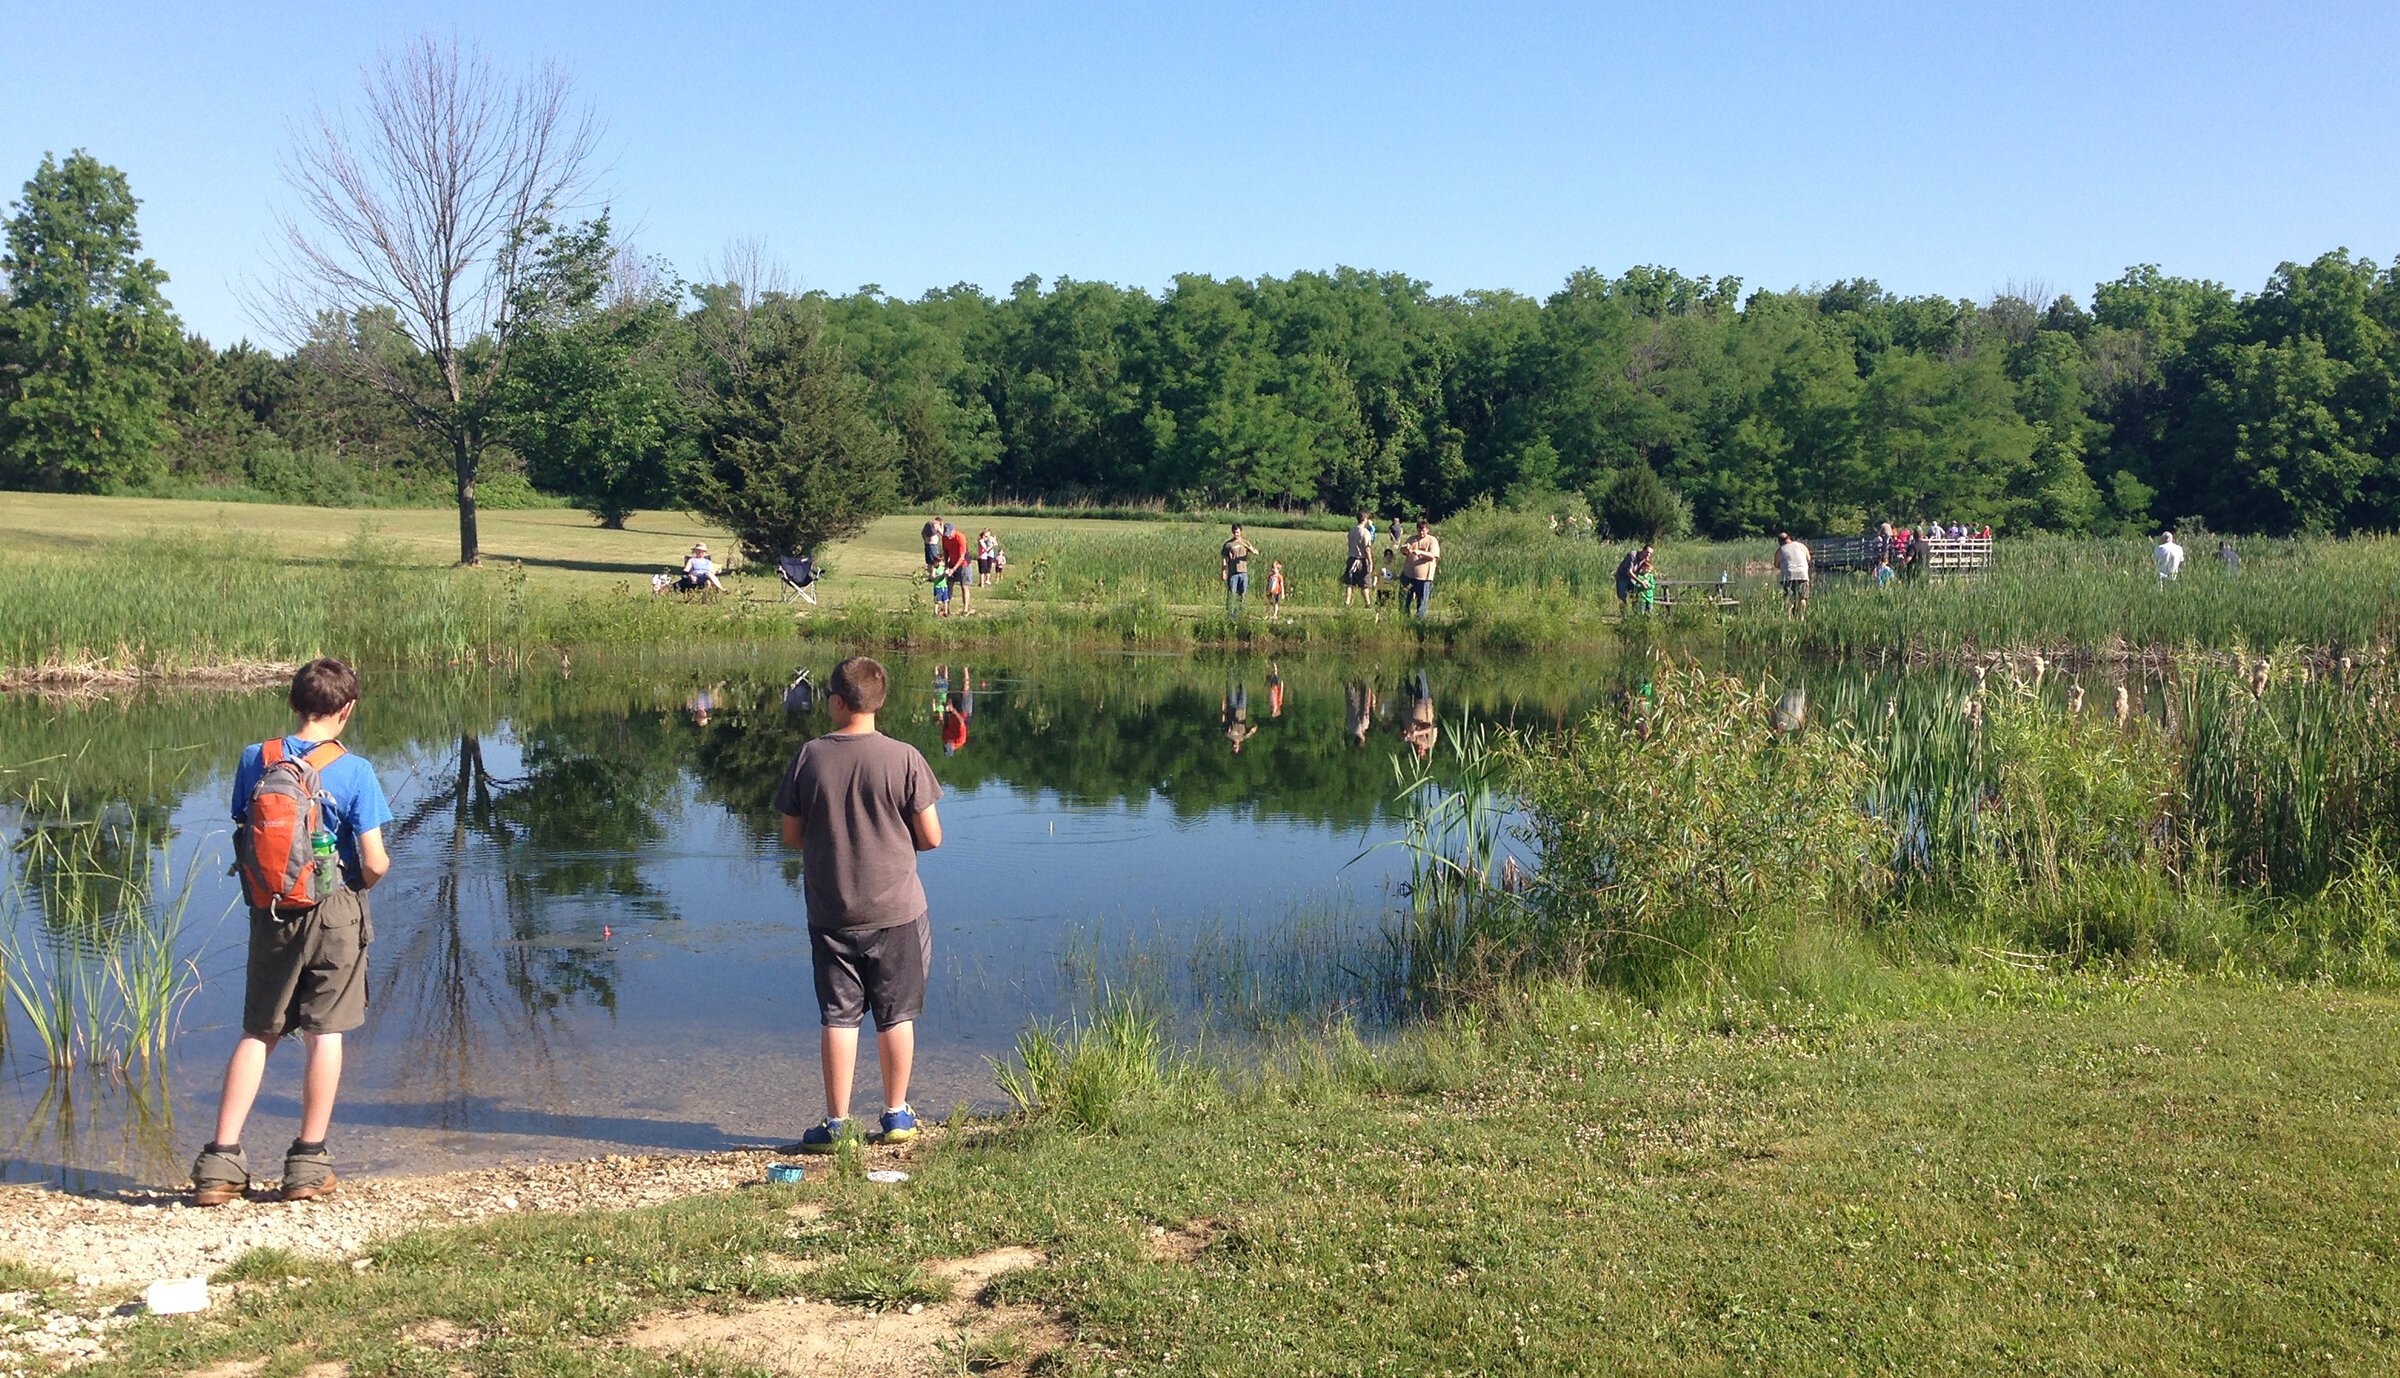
[53,974,2400,1376]
[15,491,2400,671]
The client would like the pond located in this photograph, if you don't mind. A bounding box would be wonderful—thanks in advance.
[2,650,1630,1191]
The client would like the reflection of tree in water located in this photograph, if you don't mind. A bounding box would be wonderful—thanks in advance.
[380,713,683,1118]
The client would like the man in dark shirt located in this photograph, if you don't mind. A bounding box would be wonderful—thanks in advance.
[772,656,945,1151]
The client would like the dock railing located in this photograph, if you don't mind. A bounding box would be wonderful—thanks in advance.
[1805,534,1994,574]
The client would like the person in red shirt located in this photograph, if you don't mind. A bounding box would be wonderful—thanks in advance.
[940,523,972,614]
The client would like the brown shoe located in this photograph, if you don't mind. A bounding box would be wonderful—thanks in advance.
[190,1147,251,1207]
[280,1148,338,1202]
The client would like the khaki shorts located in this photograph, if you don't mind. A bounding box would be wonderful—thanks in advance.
[243,886,373,1037]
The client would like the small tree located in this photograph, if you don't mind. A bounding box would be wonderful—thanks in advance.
[488,216,689,527]
[687,302,900,563]
[1592,464,1686,543]
[0,152,184,491]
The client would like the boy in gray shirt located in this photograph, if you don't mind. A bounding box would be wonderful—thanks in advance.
[772,655,945,1150]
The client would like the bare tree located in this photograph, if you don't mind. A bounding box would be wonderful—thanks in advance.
[266,34,599,565]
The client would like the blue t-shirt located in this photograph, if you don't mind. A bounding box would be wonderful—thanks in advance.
[230,736,394,890]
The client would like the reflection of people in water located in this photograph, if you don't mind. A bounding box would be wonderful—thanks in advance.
[1346,679,1377,747]
[939,665,973,755]
[1223,679,1257,754]
[687,685,720,726]
[1267,662,1285,719]
[940,698,969,755]
[1401,670,1439,761]
[1771,683,1808,735]
[783,667,816,715]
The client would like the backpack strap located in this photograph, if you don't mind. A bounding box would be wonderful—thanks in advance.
[260,738,286,765]
[299,740,346,770]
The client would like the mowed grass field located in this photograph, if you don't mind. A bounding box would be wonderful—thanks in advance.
[0,492,1353,612]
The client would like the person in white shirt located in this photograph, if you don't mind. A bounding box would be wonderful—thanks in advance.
[2154,531,2186,582]
[1774,532,1812,614]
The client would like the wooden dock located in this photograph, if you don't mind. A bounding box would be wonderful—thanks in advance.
[1806,534,1995,574]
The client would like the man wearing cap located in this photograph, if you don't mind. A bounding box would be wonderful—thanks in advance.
[682,543,725,592]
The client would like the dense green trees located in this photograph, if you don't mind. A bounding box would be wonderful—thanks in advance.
[0,152,185,491]
[7,155,2397,536]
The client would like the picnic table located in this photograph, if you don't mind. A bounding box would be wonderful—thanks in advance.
[1653,575,1740,611]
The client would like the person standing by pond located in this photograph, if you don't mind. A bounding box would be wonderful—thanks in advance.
[2217,537,2240,576]
[942,521,973,614]
[1631,543,1657,613]
[1344,511,1375,607]
[921,517,945,578]
[1222,523,1259,614]
[1401,520,1441,618]
[976,529,1001,587]
[191,658,393,1206]
[1774,531,1811,615]
[773,656,944,1153]
[2155,530,2186,582]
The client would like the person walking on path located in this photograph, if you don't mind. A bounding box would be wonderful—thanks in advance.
[773,656,944,1153]
[1222,523,1259,614]
[1774,531,1812,615]
[941,522,973,614]
[191,658,393,1207]
[1400,520,1442,618]
[2155,530,2186,582]
[1343,512,1375,607]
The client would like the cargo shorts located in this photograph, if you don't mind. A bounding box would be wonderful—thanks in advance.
[243,885,372,1037]
[809,913,931,1029]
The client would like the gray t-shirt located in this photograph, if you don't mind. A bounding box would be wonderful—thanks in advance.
[772,731,942,930]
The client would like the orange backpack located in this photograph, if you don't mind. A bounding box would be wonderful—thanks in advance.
[235,739,346,912]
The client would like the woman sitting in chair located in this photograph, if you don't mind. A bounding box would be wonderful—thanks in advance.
[677,542,725,592]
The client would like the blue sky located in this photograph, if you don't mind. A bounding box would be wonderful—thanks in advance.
[5,1,2395,345]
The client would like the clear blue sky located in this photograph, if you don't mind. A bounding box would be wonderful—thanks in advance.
[5,0,2395,346]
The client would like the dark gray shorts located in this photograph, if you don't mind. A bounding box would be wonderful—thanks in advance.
[244,886,373,1037]
[810,913,931,1029]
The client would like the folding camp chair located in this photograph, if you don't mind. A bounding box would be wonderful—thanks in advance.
[777,556,821,605]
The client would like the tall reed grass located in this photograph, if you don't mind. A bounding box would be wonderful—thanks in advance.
[0,786,210,1073]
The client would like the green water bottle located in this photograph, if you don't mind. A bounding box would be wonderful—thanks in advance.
[312,828,339,895]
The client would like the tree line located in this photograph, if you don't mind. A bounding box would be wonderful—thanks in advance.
[6,148,2398,553]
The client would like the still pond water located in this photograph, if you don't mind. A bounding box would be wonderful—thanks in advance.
[4,651,1640,1190]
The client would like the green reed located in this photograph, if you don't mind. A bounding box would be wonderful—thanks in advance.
[0,787,209,1073]
[1727,534,2400,661]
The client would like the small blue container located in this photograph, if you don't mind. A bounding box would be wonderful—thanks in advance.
[766,1163,806,1185]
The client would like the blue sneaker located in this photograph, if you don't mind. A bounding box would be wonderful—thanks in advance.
[877,1106,920,1143]
[782,1117,847,1155]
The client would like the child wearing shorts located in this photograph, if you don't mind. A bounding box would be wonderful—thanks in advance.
[1266,560,1288,620]
[773,656,945,1151]
[191,658,392,1206]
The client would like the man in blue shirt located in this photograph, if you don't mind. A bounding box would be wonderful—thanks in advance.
[192,658,394,1206]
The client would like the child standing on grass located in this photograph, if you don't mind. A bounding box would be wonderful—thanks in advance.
[191,658,392,1206]
[1266,560,1288,620]
[773,657,944,1152]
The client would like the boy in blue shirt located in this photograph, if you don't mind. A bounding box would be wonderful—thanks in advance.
[192,658,394,1205]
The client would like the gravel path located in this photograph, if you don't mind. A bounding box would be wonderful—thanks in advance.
[0,1145,850,1293]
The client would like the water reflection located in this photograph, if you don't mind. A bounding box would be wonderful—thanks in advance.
[1,650,1840,1185]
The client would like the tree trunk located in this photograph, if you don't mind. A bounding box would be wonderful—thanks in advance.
[454,432,482,566]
